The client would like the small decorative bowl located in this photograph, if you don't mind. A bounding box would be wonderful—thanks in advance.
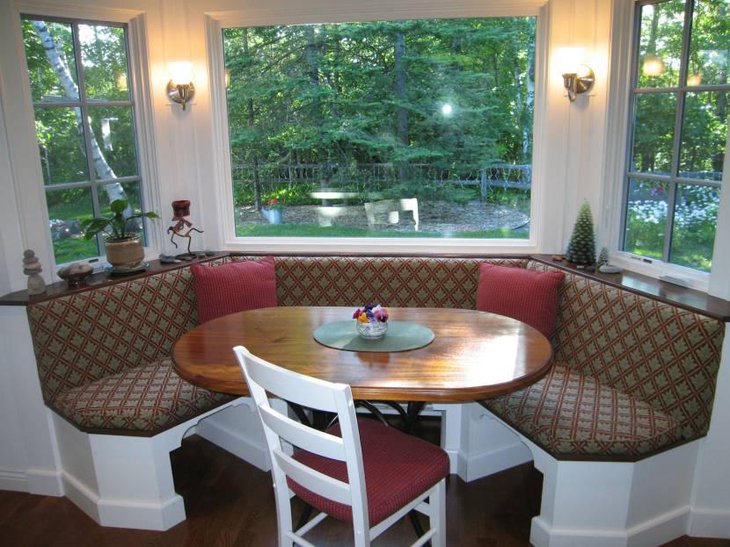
[356,320,388,340]
[57,263,94,288]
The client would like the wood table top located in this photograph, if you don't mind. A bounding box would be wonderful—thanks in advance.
[172,306,553,402]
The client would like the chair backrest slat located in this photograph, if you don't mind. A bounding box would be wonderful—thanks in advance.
[274,449,352,505]
[244,351,342,413]
[259,405,347,461]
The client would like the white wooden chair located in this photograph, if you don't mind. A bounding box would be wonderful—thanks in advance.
[233,345,448,547]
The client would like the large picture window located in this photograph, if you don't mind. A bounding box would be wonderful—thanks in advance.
[623,0,728,272]
[223,17,536,239]
[21,16,146,264]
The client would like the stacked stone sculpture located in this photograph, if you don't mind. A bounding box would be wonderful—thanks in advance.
[23,249,46,295]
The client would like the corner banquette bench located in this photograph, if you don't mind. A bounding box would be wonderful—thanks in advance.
[23,253,726,542]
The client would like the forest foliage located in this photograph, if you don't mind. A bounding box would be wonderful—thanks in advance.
[222,17,536,207]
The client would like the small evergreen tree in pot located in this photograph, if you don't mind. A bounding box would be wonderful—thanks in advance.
[565,202,596,266]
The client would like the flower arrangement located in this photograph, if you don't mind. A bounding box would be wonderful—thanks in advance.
[353,304,389,339]
[265,197,285,210]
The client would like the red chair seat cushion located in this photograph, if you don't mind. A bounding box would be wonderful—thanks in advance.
[191,256,277,323]
[476,263,564,339]
[289,418,449,526]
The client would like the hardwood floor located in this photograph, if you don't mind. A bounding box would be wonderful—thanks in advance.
[0,433,728,546]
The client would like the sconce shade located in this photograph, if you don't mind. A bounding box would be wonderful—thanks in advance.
[167,62,195,111]
[562,64,594,102]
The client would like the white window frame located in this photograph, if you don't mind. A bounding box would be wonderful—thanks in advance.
[205,1,550,256]
[9,2,163,270]
[602,0,730,294]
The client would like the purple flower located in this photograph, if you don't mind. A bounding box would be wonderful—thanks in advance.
[353,304,389,323]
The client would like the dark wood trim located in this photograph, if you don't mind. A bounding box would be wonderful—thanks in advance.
[0,252,226,306]
[3,251,729,321]
[530,255,730,322]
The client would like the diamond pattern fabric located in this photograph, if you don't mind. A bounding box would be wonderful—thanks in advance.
[527,261,724,442]
[483,364,684,460]
[24,255,725,457]
[480,261,725,459]
[28,267,198,405]
[263,255,528,308]
[52,357,233,435]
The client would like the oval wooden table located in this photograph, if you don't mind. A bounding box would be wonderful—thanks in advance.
[172,306,553,403]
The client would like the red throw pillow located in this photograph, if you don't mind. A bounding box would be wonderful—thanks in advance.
[476,263,564,339]
[191,257,277,324]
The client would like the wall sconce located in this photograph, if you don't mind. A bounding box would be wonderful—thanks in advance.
[561,64,595,102]
[167,62,195,111]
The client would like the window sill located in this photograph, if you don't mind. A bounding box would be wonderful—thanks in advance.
[531,254,730,322]
[225,235,538,256]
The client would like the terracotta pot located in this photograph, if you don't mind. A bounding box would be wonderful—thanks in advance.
[104,236,144,268]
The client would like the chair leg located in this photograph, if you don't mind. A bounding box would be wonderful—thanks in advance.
[429,479,447,547]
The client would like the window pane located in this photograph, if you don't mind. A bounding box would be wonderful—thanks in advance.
[224,18,535,239]
[22,19,80,103]
[635,0,685,89]
[687,0,730,87]
[630,93,677,175]
[79,24,131,101]
[680,91,729,179]
[46,187,99,263]
[670,183,719,272]
[88,106,139,178]
[35,107,89,184]
[623,179,668,259]
[22,15,145,266]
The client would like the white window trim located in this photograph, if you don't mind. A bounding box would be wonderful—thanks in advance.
[204,1,549,256]
[11,2,164,268]
[602,0,730,294]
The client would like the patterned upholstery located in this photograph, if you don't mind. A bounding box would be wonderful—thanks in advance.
[52,357,233,435]
[264,255,528,308]
[481,261,725,460]
[26,267,232,436]
[483,364,684,460]
[25,255,724,457]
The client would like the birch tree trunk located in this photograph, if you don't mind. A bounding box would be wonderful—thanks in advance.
[394,30,409,183]
[32,21,129,211]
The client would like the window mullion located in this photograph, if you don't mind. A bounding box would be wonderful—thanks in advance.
[664,0,694,264]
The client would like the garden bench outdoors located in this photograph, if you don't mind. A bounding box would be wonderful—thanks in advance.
[364,197,420,231]
[18,253,727,545]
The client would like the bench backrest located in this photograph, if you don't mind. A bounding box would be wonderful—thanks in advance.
[232,255,528,308]
[27,254,724,444]
[528,260,725,440]
[27,266,197,404]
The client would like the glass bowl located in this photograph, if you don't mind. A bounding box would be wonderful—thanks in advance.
[356,320,388,340]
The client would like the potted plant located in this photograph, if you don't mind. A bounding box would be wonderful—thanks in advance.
[81,199,159,269]
[261,197,285,225]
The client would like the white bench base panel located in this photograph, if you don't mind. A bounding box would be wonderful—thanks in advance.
[50,397,267,531]
[465,405,706,547]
